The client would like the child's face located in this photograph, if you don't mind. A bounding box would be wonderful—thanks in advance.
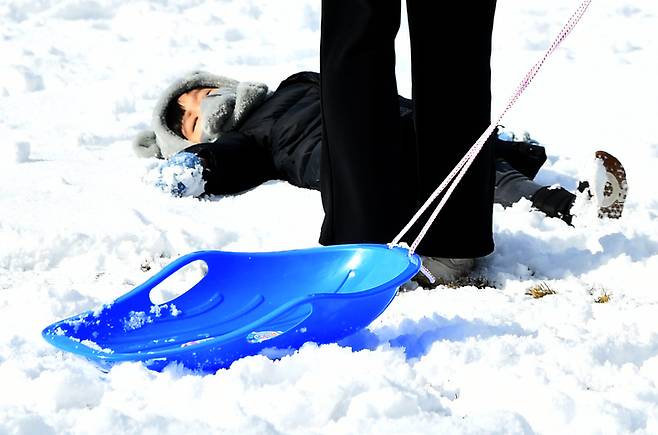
[177,87,217,143]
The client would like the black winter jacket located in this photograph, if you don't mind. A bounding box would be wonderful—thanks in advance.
[185,71,546,195]
[185,71,415,195]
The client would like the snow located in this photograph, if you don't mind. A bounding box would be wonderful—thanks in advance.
[145,156,206,198]
[122,311,152,331]
[12,141,31,163]
[1,0,658,433]
[78,339,113,354]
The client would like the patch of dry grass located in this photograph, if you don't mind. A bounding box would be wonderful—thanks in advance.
[594,290,611,303]
[525,282,557,299]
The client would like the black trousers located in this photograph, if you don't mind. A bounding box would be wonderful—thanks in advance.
[319,0,497,257]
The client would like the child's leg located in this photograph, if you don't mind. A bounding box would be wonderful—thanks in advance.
[495,159,549,206]
[494,151,629,225]
[495,158,576,224]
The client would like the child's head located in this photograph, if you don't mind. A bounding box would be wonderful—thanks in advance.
[133,71,240,159]
[133,71,269,159]
[165,87,217,143]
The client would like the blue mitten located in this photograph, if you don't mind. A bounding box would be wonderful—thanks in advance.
[153,152,206,197]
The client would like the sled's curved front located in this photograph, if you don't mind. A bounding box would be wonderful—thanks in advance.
[42,244,421,372]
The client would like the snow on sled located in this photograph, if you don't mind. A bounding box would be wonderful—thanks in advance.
[42,244,421,372]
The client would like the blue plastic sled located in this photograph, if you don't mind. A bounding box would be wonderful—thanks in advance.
[42,244,421,372]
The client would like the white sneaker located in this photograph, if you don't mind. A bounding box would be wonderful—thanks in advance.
[423,256,475,281]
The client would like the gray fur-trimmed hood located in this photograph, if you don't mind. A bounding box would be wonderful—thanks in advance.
[133,71,269,158]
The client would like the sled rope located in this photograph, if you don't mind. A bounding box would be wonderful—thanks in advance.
[391,0,593,256]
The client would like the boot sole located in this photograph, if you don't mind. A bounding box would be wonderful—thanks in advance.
[595,151,628,219]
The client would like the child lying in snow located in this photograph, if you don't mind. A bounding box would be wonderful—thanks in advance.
[134,71,627,226]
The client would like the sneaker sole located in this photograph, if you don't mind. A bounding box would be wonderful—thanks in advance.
[595,150,628,219]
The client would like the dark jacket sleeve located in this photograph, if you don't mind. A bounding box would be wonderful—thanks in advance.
[184,132,278,195]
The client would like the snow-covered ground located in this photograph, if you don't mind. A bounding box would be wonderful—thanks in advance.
[1,0,658,433]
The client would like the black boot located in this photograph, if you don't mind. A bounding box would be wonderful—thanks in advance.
[530,186,577,225]
[493,126,547,179]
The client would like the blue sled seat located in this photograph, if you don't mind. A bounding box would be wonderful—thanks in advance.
[42,244,421,373]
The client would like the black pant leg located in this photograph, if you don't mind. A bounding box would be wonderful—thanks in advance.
[319,0,416,245]
[406,0,497,257]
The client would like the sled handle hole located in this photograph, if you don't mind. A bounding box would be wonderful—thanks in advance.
[149,259,208,305]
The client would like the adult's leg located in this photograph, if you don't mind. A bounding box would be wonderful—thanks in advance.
[319,0,416,245]
[406,0,497,258]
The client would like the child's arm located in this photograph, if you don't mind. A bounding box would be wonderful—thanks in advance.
[184,131,278,195]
